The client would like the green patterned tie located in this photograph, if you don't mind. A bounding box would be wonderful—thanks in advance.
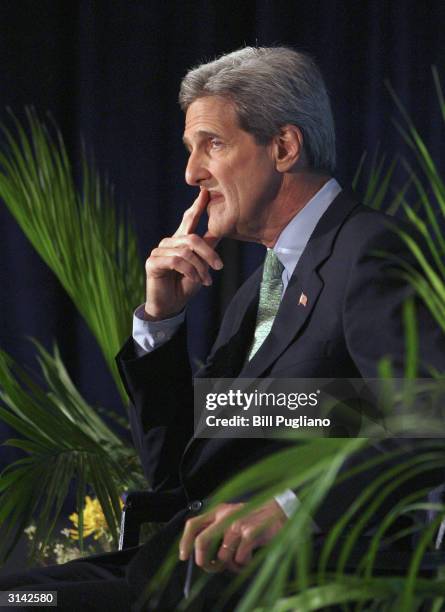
[247,248,285,361]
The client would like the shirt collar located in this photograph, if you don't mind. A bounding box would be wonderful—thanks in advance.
[273,178,342,281]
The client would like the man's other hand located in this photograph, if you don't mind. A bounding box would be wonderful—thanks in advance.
[144,188,223,320]
[178,500,287,573]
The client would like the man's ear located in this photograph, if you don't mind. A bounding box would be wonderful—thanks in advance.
[273,125,305,172]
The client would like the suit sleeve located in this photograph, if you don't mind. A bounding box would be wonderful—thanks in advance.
[114,270,260,494]
[116,323,193,491]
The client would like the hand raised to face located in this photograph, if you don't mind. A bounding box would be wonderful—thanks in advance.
[144,188,223,321]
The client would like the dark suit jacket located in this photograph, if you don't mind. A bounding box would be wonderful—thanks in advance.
[116,189,445,587]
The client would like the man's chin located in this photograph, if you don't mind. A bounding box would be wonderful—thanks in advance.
[207,218,232,240]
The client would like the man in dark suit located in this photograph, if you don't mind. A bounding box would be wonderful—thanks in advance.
[117,45,445,607]
[1,46,444,611]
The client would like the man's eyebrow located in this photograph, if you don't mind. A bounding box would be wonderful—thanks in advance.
[182,130,223,149]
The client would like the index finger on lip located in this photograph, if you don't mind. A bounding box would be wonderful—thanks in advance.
[174,188,209,236]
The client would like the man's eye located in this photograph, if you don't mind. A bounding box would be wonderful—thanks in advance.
[209,138,223,149]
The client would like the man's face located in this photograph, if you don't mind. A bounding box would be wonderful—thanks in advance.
[183,96,281,241]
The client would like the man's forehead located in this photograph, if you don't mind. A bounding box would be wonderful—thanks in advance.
[183,96,239,140]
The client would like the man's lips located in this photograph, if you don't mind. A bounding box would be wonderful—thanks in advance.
[208,191,224,203]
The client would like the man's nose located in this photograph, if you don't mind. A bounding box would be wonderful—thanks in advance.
[185,151,211,186]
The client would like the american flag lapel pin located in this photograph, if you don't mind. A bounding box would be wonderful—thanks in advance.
[298,292,308,307]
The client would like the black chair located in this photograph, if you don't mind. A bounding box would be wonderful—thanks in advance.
[118,490,185,550]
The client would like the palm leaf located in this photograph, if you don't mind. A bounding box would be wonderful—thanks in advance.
[0,340,145,562]
[383,71,445,342]
[0,110,145,402]
[352,145,400,212]
[149,435,445,611]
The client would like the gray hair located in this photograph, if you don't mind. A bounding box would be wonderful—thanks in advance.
[179,46,336,174]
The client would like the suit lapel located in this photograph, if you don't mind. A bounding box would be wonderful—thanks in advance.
[239,189,361,378]
[198,268,262,379]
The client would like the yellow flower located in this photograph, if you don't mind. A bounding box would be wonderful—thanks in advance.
[69,496,123,541]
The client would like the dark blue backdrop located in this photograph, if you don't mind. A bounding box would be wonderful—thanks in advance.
[0,1,444,464]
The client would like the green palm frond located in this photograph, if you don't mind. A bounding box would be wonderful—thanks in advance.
[387,70,445,218]
[0,340,144,562]
[381,70,445,340]
[148,438,445,612]
[251,575,445,612]
[0,110,145,403]
[352,145,400,213]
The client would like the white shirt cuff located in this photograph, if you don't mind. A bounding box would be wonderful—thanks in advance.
[132,304,185,354]
[274,489,299,518]
[274,489,321,532]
